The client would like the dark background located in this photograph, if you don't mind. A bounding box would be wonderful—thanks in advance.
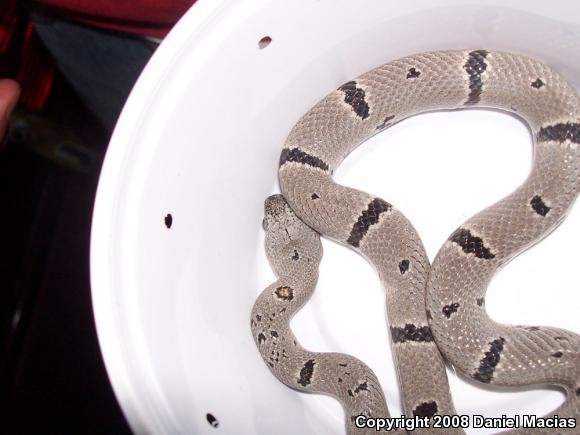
[1,32,133,435]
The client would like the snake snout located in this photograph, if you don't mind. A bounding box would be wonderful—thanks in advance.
[264,194,291,218]
[263,194,292,231]
[264,193,285,208]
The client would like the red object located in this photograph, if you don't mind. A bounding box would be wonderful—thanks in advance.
[0,0,55,112]
[1,0,196,113]
[0,0,19,54]
[16,23,54,112]
[36,0,197,37]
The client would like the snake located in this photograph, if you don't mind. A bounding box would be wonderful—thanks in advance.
[250,49,580,434]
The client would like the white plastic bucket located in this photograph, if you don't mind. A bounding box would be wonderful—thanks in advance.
[90,1,580,434]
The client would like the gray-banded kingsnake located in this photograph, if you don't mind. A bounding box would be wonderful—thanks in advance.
[251,50,580,435]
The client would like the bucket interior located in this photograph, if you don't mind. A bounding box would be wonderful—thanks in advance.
[90,1,580,433]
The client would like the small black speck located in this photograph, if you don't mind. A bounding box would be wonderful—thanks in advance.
[297,359,315,386]
[406,67,421,79]
[292,250,299,261]
[206,413,219,428]
[311,193,319,200]
[347,389,354,397]
[338,363,348,367]
[164,213,173,228]
[442,302,460,318]
[576,387,580,396]
[257,333,266,344]
[354,382,368,394]
[531,78,544,89]
[398,259,410,274]
[476,297,485,307]
[255,314,262,322]
[551,351,563,358]
[413,401,438,417]
[270,330,278,338]
[338,377,343,383]
[530,195,550,216]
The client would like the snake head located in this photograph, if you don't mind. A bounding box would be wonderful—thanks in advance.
[263,194,297,234]
[263,194,321,273]
[264,193,320,241]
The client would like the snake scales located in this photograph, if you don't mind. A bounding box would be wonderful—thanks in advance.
[250,50,580,434]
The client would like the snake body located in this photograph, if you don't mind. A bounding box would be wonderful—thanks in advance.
[251,50,580,434]
[251,195,395,434]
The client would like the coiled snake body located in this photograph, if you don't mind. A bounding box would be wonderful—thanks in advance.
[251,50,580,434]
